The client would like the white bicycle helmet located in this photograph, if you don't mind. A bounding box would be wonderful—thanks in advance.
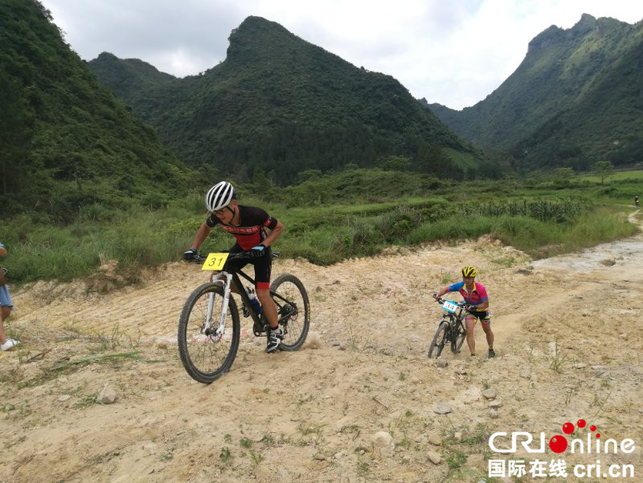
[205,181,235,212]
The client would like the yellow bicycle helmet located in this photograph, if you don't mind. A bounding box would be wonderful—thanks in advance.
[462,266,477,278]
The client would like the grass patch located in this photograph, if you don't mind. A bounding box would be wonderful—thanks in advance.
[440,424,493,480]
[446,449,467,470]
[300,423,325,436]
[219,447,232,462]
[549,341,567,374]
[249,451,264,466]
[3,172,640,283]
[239,437,252,449]
[73,393,99,409]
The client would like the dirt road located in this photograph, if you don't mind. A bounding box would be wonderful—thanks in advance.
[1,212,641,482]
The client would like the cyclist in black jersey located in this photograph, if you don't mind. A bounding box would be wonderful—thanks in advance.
[183,181,285,352]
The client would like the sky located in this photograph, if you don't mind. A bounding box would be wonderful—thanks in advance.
[39,0,643,110]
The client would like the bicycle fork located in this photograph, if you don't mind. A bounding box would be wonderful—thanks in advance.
[204,272,233,337]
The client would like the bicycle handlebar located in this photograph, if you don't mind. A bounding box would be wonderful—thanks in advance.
[186,254,205,264]
[434,297,465,306]
[185,250,280,265]
[433,296,475,311]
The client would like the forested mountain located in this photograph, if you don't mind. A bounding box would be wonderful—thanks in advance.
[0,0,193,220]
[87,52,176,102]
[425,14,643,171]
[89,16,494,183]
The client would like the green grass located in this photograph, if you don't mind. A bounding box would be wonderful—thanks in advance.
[578,169,643,183]
[1,171,641,284]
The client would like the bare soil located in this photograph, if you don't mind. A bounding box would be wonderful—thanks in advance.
[1,212,642,482]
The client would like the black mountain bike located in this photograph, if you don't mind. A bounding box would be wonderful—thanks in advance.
[178,251,310,384]
[427,297,468,359]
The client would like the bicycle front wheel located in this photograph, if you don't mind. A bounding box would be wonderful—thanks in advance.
[270,274,310,351]
[178,282,240,384]
[428,321,449,359]
[451,322,467,354]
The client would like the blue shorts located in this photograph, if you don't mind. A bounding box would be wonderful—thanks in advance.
[0,285,13,309]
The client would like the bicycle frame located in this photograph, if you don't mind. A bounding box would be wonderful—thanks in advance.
[447,306,466,327]
[194,250,301,340]
[234,269,265,328]
[205,269,263,335]
[428,297,469,358]
[447,313,466,338]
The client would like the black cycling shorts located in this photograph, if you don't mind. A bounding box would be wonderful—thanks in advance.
[224,244,272,290]
[465,310,491,325]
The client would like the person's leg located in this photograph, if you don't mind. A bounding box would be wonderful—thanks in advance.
[482,324,494,348]
[482,321,495,357]
[0,305,19,350]
[225,245,247,295]
[0,305,8,344]
[253,253,282,353]
[253,253,278,328]
[0,283,12,344]
[465,317,476,355]
[258,287,282,353]
[256,288,278,330]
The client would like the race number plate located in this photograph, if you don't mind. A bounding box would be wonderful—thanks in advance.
[442,300,458,313]
[201,252,229,271]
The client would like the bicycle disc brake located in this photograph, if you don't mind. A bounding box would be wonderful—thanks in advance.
[204,326,223,342]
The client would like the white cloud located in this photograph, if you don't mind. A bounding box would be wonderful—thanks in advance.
[41,0,643,109]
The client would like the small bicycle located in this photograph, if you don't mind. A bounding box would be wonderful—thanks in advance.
[427,297,468,359]
[178,251,310,384]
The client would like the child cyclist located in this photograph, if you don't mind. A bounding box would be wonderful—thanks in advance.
[183,181,285,353]
[433,266,495,358]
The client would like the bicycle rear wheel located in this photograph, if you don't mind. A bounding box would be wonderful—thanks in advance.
[178,282,240,384]
[428,321,449,359]
[270,274,310,351]
[451,322,467,353]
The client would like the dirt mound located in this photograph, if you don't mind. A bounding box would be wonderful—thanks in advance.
[1,229,642,482]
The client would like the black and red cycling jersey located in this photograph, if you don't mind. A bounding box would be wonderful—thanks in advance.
[206,205,279,251]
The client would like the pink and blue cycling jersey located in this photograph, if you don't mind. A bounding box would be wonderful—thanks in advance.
[446,281,488,309]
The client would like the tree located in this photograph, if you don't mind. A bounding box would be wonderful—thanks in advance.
[0,69,33,197]
[379,155,412,171]
[553,167,574,179]
[553,167,574,186]
[593,160,614,185]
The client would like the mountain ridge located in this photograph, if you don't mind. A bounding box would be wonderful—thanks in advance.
[86,52,177,101]
[88,16,493,183]
[0,0,193,220]
[425,14,643,171]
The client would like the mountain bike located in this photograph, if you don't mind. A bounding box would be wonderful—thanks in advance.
[178,251,310,384]
[427,297,468,358]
